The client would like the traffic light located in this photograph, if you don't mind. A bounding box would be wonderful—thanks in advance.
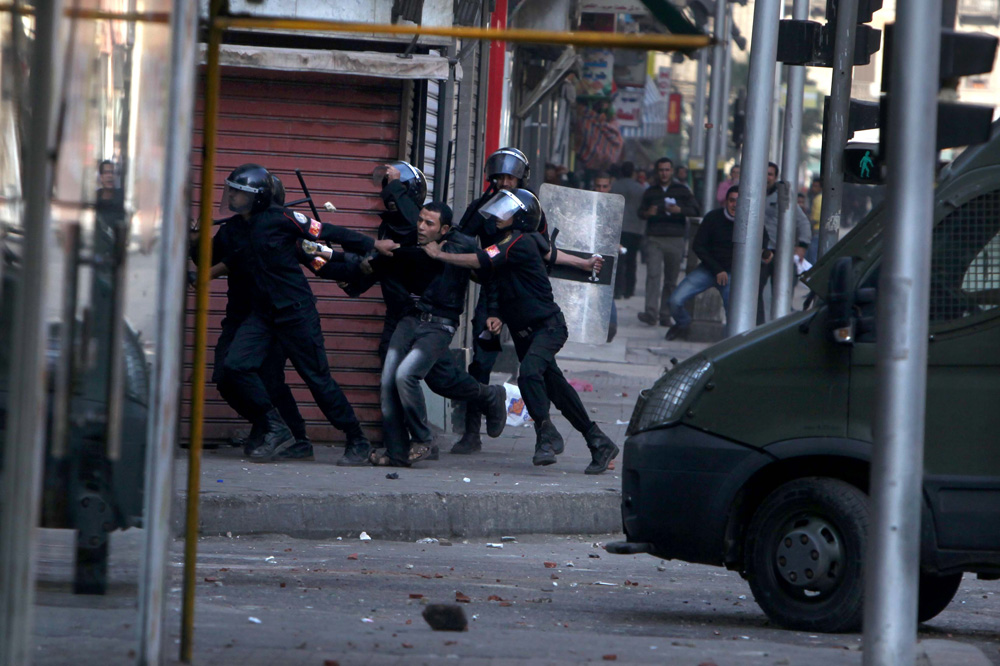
[777,0,883,67]
[843,142,882,184]
[880,25,998,151]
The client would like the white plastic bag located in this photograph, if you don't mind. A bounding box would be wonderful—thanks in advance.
[503,382,534,427]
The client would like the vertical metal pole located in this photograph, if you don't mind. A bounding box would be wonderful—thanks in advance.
[701,0,728,216]
[817,0,859,259]
[728,0,780,336]
[772,0,808,319]
[861,2,941,664]
[719,7,734,166]
[180,1,225,661]
[0,1,64,664]
[770,62,784,163]
[137,0,198,663]
[434,42,457,202]
[691,50,708,160]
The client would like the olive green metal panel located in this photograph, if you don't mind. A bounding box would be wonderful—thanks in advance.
[680,308,851,448]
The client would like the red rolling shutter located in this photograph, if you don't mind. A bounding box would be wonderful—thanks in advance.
[183,67,403,445]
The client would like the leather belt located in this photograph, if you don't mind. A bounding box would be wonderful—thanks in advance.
[418,312,458,328]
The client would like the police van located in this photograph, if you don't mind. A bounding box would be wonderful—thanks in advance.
[607,130,1000,632]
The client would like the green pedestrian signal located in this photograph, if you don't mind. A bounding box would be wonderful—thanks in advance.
[843,142,882,184]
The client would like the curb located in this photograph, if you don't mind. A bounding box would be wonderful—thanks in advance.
[919,639,994,666]
[178,488,622,541]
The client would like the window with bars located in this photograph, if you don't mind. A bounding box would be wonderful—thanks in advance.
[929,189,1000,323]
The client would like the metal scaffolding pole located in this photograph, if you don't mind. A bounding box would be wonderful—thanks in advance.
[817,0,859,259]
[727,0,780,335]
[772,0,808,319]
[861,0,941,663]
[0,1,65,664]
[691,49,708,160]
[701,0,728,215]
[770,61,784,163]
[136,0,198,663]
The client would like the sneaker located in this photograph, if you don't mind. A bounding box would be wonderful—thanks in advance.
[275,439,314,461]
[337,434,372,467]
[482,384,507,438]
[637,312,656,325]
[665,324,690,341]
[450,432,482,455]
[583,424,620,475]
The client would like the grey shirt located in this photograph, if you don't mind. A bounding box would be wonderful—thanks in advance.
[764,184,811,250]
[610,177,649,236]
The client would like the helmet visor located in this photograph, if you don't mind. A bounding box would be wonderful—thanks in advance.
[477,189,525,228]
[219,179,258,216]
[484,150,528,180]
[371,162,420,189]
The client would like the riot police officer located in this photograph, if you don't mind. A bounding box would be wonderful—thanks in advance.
[218,164,387,466]
[192,172,312,459]
[422,189,620,474]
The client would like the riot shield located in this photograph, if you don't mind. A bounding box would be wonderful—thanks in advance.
[539,184,624,344]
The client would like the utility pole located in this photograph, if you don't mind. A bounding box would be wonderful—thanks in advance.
[817,0,860,259]
[701,0,729,216]
[728,0,781,335]
[772,0,808,319]
[770,62,784,163]
[861,0,941,664]
[692,50,708,160]
[719,8,734,166]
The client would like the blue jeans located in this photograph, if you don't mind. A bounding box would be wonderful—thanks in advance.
[668,265,730,329]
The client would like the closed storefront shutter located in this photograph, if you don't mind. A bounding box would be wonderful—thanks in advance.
[183,67,404,445]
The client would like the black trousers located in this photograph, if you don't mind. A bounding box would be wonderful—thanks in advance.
[224,303,363,439]
[214,318,307,440]
[615,231,643,299]
[511,312,592,433]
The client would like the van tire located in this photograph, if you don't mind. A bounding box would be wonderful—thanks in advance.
[744,477,869,633]
[918,572,962,624]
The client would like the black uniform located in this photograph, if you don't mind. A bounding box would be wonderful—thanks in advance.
[473,231,591,432]
[221,206,374,441]
[196,216,307,442]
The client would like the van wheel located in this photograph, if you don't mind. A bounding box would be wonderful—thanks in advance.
[918,572,962,623]
[745,477,869,633]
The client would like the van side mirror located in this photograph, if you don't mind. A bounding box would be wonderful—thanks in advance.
[827,256,857,344]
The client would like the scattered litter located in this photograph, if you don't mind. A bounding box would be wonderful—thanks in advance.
[487,543,504,549]
[248,617,261,624]
[568,378,594,392]
[417,538,439,544]
[543,562,558,568]
[336,537,342,541]
[455,592,471,603]
[217,479,223,483]
[385,473,399,480]
[359,532,372,541]
[570,583,578,588]
[439,539,453,546]
[422,604,468,631]
[602,655,617,661]
[462,477,471,483]
[361,618,374,624]
[347,554,359,560]
[405,564,414,569]
[226,532,232,539]
[264,556,276,562]
[565,562,575,567]
[472,614,479,620]
[203,576,218,583]
[589,553,600,559]
[594,581,617,586]
[501,536,517,542]
[487,595,505,602]
[738,595,747,600]
[503,382,533,426]
[615,419,630,425]
[409,593,424,599]
[657,564,666,572]
[402,643,414,649]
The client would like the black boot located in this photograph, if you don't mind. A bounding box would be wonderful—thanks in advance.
[478,384,507,438]
[337,430,372,467]
[238,422,265,456]
[451,405,483,454]
[583,423,620,475]
[532,420,561,466]
[276,435,314,461]
[248,409,295,462]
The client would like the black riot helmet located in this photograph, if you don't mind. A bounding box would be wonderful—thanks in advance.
[372,161,427,211]
[478,188,542,234]
[269,173,286,207]
[221,163,272,215]
[484,147,530,185]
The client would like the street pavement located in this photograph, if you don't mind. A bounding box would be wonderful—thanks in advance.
[31,530,1000,665]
